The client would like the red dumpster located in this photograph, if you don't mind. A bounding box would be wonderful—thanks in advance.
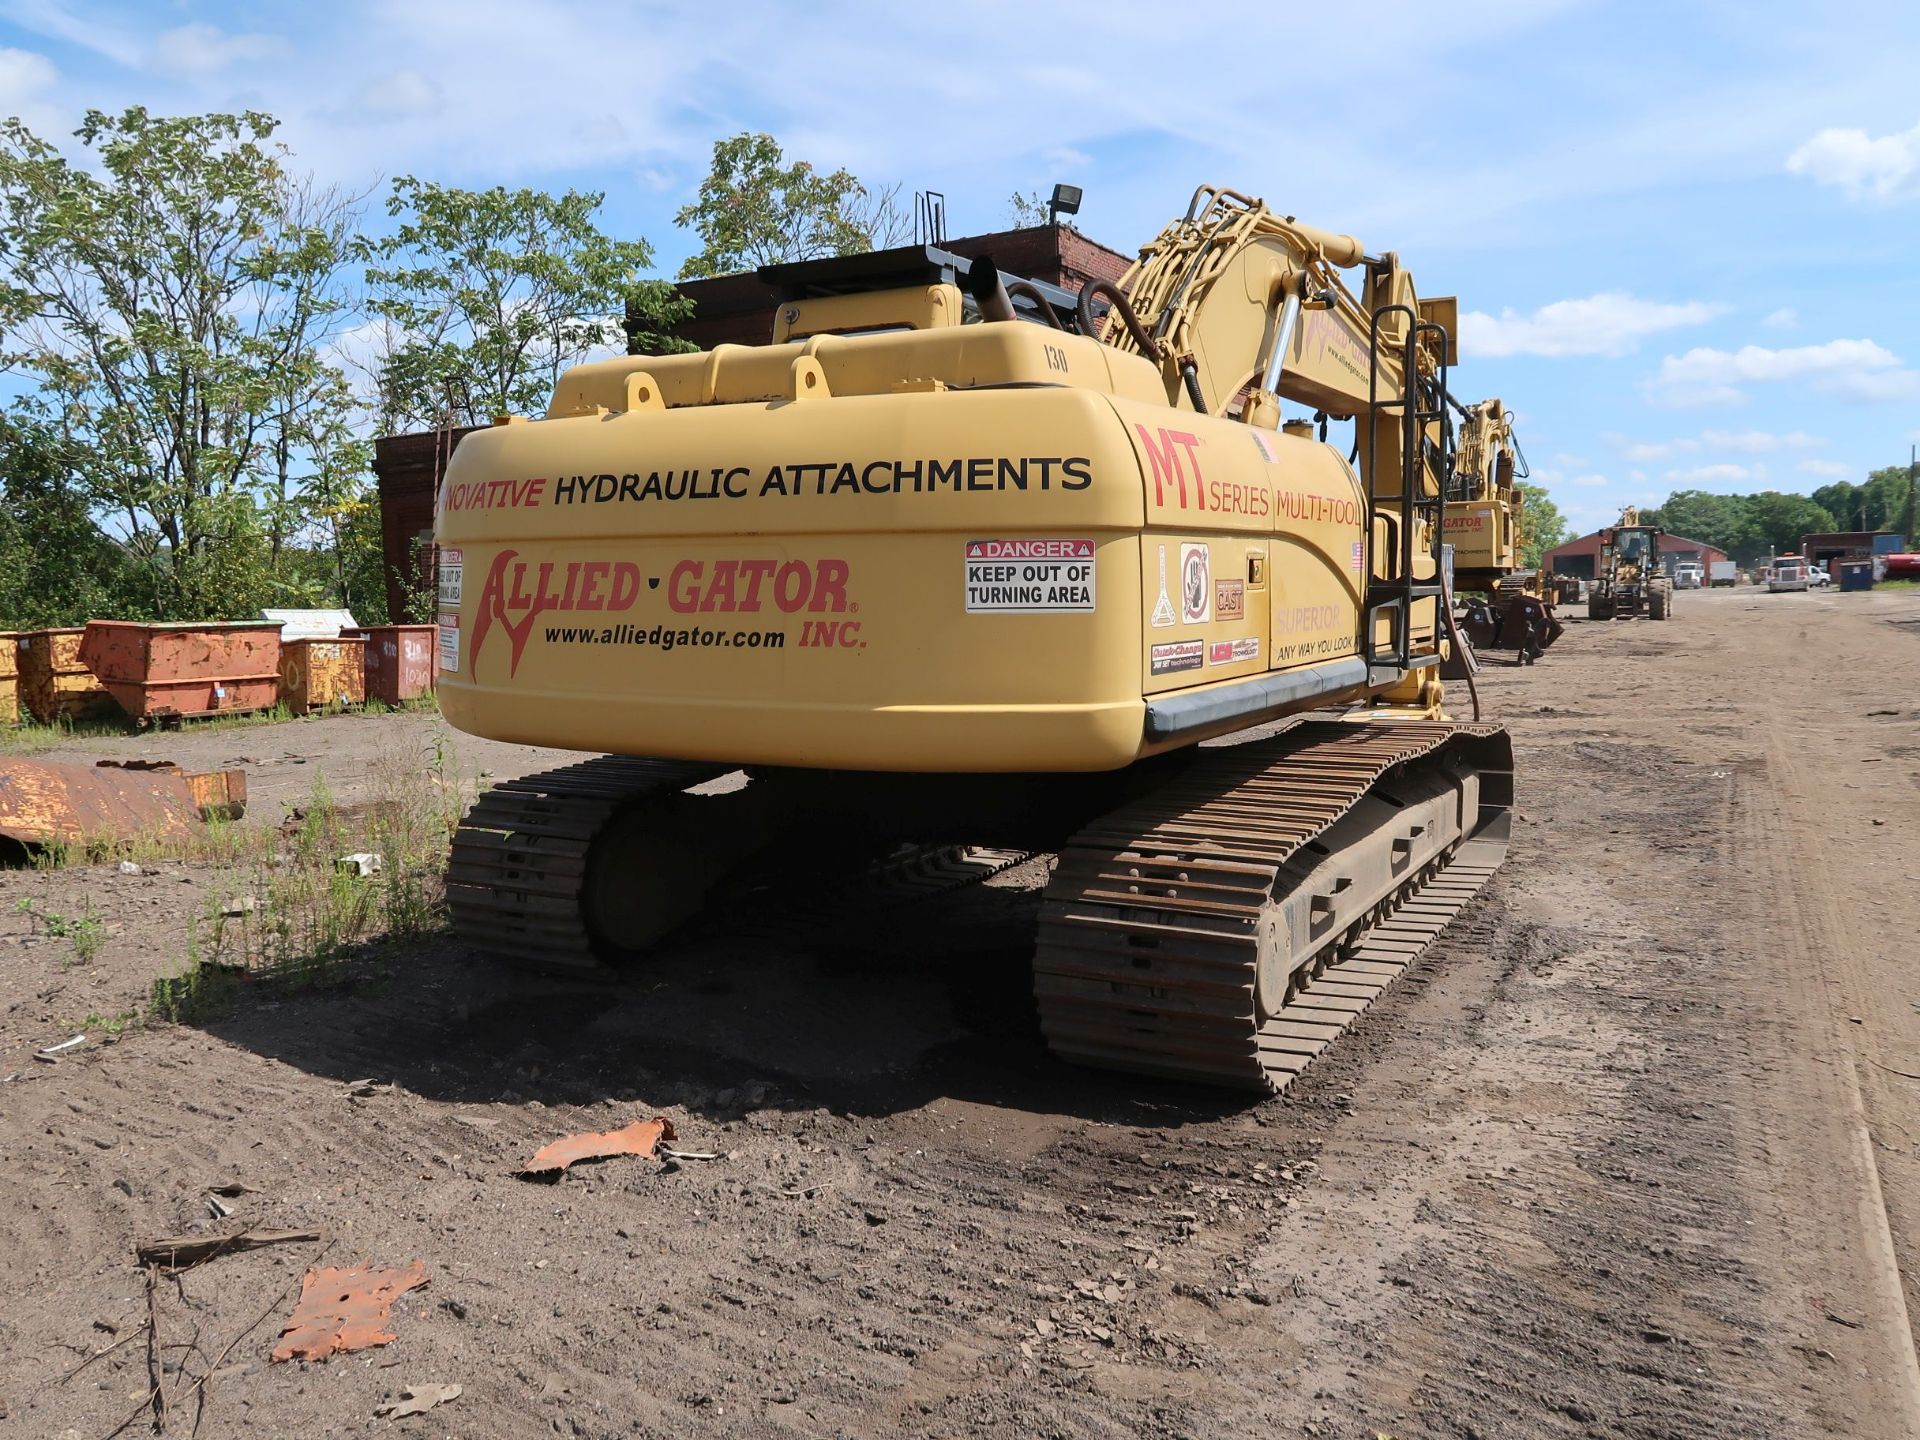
[344,625,436,704]
[79,622,282,725]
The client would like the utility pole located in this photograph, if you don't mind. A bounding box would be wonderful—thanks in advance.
[1906,443,1917,546]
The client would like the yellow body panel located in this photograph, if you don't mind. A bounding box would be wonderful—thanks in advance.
[437,324,1385,773]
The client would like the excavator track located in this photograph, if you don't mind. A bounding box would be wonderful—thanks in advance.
[1034,720,1511,1092]
[446,756,725,976]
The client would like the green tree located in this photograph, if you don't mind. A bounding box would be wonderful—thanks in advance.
[1515,479,1568,568]
[1643,489,1755,555]
[359,178,688,433]
[1863,464,1914,533]
[0,108,364,619]
[1008,190,1050,227]
[0,414,134,626]
[674,133,909,279]
[1743,491,1834,556]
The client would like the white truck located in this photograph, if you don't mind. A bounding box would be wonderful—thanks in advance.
[1673,562,1704,589]
[1708,560,1736,587]
[1768,557,1809,593]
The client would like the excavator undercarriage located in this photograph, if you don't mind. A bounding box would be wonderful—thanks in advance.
[447,721,1511,1093]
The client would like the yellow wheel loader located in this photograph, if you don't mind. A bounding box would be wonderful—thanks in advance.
[435,186,1513,1093]
[1587,507,1674,621]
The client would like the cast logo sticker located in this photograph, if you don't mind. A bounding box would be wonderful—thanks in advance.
[1150,545,1176,627]
[1150,639,1204,676]
[1208,637,1260,665]
[1214,578,1244,620]
[1180,543,1211,624]
[963,538,1095,613]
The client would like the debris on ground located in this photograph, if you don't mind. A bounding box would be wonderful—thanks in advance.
[336,851,383,877]
[137,1226,323,1271]
[36,1034,85,1057]
[272,1259,429,1362]
[0,757,246,853]
[518,1115,677,1179]
[375,1383,462,1419]
[345,1078,393,1099]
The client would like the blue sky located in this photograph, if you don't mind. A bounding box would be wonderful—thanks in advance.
[2,0,1917,535]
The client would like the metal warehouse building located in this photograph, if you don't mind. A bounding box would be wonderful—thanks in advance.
[1542,530,1729,580]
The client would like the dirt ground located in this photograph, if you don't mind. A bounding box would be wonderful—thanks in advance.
[4,583,1920,1439]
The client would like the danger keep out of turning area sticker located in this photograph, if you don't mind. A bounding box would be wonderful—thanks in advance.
[965,538,1096,614]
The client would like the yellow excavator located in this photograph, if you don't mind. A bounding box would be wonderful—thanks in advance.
[434,186,1512,1093]
[1446,397,1564,661]
[1445,396,1526,594]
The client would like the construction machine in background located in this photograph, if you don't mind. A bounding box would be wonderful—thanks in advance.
[1588,506,1673,620]
[434,185,1512,1094]
[1446,398,1563,660]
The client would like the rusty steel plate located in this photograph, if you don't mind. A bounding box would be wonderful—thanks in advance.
[272,1260,429,1362]
[0,758,247,849]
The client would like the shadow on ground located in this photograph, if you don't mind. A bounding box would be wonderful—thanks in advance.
[193,878,1252,1131]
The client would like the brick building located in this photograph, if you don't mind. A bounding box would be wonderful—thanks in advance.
[1542,529,1729,580]
[631,224,1133,351]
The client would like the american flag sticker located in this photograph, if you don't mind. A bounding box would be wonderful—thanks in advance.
[1350,541,1365,573]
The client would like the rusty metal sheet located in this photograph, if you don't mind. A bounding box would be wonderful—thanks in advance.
[0,758,248,848]
[518,1116,676,1178]
[272,1260,428,1362]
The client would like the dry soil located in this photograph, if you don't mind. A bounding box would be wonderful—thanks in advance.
[3,583,1920,1439]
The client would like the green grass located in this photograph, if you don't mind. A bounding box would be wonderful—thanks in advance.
[1875,578,1920,591]
[150,730,468,1023]
[17,896,105,965]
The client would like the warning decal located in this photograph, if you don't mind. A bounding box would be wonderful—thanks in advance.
[437,613,460,673]
[965,538,1096,614]
[1180,543,1211,624]
[438,548,464,609]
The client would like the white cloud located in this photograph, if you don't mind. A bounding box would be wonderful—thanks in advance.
[1616,429,1825,462]
[1698,429,1825,453]
[0,46,60,132]
[1798,459,1851,479]
[1666,463,1751,484]
[356,69,441,118]
[1461,291,1725,359]
[1042,146,1092,170]
[1646,338,1915,407]
[1824,368,1920,403]
[1567,473,1610,487]
[1762,307,1799,329]
[150,23,287,76]
[1786,120,1920,201]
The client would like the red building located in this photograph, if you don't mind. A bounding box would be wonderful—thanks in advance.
[1542,529,1729,581]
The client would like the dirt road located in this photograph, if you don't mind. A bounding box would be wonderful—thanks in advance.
[3,583,1918,1438]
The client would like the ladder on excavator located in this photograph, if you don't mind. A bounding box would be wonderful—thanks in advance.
[1363,303,1453,677]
